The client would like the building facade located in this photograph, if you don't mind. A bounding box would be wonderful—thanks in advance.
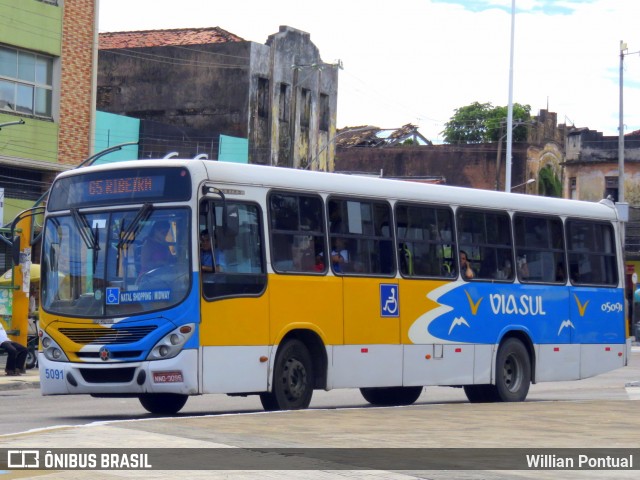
[97,25,339,170]
[0,0,97,224]
[334,110,570,195]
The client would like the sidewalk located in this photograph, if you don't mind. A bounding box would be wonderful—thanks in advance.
[0,354,40,391]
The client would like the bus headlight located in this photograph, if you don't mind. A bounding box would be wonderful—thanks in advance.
[147,323,195,360]
[41,334,69,362]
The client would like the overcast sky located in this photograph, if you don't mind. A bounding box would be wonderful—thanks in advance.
[99,0,640,143]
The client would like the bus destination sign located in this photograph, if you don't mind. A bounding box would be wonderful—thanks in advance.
[48,167,192,211]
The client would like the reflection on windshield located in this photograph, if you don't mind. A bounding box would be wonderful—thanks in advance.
[42,208,191,317]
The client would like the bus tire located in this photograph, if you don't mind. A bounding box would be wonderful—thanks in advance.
[495,338,531,402]
[360,386,423,406]
[139,393,188,414]
[260,339,314,411]
[463,384,499,403]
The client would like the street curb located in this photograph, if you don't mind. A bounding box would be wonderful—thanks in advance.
[0,380,39,391]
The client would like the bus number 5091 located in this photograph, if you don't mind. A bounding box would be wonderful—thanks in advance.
[44,368,64,380]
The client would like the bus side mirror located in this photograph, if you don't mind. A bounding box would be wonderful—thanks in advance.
[12,236,21,266]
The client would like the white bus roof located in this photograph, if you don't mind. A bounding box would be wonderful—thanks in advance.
[57,159,619,221]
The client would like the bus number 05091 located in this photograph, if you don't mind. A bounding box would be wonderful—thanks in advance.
[601,302,623,313]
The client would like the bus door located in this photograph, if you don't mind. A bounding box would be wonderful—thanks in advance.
[328,197,401,388]
[266,191,343,364]
[198,199,270,394]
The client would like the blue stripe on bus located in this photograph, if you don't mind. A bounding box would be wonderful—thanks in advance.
[423,283,625,344]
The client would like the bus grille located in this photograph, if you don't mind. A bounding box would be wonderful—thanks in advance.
[76,351,143,359]
[59,326,157,345]
[79,367,136,383]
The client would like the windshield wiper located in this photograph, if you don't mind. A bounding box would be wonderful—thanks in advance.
[116,203,153,251]
[71,208,99,251]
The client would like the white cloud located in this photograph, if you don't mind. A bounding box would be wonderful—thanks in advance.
[99,0,640,142]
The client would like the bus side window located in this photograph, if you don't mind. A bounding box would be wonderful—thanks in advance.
[328,197,393,276]
[514,214,566,284]
[269,192,326,275]
[457,208,512,282]
[396,203,456,279]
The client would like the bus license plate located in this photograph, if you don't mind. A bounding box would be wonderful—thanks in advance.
[152,371,183,383]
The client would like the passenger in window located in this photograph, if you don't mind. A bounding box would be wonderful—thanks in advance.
[331,237,349,273]
[200,230,213,272]
[141,220,175,273]
[459,250,475,280]
[517,255,529,279]
[497,260,512,280]
[201,229,225,272]
[295,243,315,271]
[314,253,326,272]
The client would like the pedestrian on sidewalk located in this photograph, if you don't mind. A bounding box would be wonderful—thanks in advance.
[0,322,27,376]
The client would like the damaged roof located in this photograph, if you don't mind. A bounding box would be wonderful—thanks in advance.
[99,27,244,50]
[336,124,432,148]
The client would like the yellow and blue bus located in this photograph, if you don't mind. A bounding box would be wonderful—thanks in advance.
[38,159,630,413]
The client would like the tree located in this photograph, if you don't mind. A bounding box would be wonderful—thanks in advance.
[442,102,532,144]
[537,165,563,197]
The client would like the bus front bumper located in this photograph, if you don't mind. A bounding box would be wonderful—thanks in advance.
[38,349,199,396]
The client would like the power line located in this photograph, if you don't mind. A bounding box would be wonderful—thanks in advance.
[102,48,249,70]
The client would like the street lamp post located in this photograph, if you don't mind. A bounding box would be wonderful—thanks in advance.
[495,119,532,190]
[619,41,626,205]
[511,178,535,191]
[617,43,640,235]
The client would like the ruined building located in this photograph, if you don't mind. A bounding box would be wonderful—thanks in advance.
[97,25,339,170]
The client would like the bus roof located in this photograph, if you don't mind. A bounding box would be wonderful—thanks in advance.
[55,159,619,221]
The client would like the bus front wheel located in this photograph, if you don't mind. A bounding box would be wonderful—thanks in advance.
[139,393,188,414]
[495,338,531,402]
[260,339,314,411]
[360,386,423,406]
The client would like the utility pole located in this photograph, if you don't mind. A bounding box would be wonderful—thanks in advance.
[619,40,626,204]
[505,0,516,192]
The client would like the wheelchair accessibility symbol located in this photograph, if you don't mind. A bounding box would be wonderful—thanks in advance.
[380,284,399,317]
[106,287,120,305]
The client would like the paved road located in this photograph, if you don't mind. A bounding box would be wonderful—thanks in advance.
[1,347,639,479]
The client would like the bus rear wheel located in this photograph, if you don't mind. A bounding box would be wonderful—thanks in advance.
[139,393,188,414]
[463,384,499,403]
[260,339,314,411]
[360,386,423,406]
[495,338,531,402]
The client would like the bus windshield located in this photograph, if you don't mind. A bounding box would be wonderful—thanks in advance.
[41,207,191,317]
